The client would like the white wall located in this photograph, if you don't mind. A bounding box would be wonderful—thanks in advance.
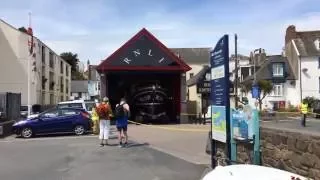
[301,56,320,99]
[244,80,300,109]
[0,20,71,106]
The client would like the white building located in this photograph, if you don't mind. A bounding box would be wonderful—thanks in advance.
[0,19,71,106]
[242,55,297,109]
[285,25,320,104]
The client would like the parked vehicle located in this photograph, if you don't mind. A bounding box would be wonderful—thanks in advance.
[12,107,92,138]
[57,100,95,114]
[313,100,320,118]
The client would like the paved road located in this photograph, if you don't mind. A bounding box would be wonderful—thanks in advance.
[261,117,320,135]
[0,135,206,180]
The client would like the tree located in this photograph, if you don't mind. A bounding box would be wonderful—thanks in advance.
[60,52,79,72]
[60,52,85,80]
[241,80,273,110]
[18,27,28,33]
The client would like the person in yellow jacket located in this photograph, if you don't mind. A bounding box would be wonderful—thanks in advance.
[300,100,308,127]
[91,102,100,135]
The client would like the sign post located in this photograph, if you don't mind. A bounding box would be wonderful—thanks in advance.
[210,35,230,168]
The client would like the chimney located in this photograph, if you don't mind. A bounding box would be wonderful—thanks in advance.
[285,25,297,45]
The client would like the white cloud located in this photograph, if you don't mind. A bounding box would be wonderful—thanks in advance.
[1,0,320,65]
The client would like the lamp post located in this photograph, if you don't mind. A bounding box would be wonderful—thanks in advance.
[234,34,238,108]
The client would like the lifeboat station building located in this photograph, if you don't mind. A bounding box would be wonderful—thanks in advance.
[96,28,210,124]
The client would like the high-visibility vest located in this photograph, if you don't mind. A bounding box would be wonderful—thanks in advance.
[91,107,99,121]
[301,103,308,114]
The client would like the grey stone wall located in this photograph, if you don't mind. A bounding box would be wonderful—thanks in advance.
[261,127,320,180]
[212,127,320,179]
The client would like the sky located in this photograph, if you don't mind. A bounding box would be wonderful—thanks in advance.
[1,0,320,65]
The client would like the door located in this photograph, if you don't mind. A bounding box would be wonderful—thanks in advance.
[58,109,79,132]
[35,109,60,134]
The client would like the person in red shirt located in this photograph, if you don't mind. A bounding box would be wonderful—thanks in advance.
[96,97,113,146]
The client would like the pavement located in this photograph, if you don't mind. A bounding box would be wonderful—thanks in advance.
[128,124,211,165]
[261,116,320,136]
[0,126,208,180]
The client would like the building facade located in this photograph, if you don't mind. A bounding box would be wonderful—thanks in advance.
[285,25,320,103]
[0,19,71,106]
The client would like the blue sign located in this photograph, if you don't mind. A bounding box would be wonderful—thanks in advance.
[230,105,261,164]
[210,35,230,143]
[251,85,260,99]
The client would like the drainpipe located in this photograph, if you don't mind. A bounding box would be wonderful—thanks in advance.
[299,55,302,103]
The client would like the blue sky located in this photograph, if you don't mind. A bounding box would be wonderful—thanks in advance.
[1,0,320,65]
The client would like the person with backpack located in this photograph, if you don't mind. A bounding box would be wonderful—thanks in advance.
[96,97,113,146]
[115,98,130,147]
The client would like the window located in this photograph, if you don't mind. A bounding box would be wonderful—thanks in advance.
[49,52,54,68]
[40,109,59,118]
[50,94,54,105]
[190,73,194,79]
[85,102,95,111]
[41,46,45,64]
[60,77,64,93]
[57,103,83,109]
[272,63,284,77]
[60,61,63,74]
[66,66,69,76]
[61,109,80,116]
[272,84,284,96]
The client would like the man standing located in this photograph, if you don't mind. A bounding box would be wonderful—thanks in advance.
[300,100,308,127]
[115,98,130,148]
[96,97,113,146]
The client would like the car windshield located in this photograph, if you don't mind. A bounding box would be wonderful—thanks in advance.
[57,103,83,109]
[85,102,95,111]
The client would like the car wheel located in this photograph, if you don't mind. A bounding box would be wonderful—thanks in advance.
[21,127,33,138]
[74,125,85,135]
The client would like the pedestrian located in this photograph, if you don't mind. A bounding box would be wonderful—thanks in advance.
[96,97,113,146]
[300,100,308,127]
[91,102,99,135]
[115,98,130,148]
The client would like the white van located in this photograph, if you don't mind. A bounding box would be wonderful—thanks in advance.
[57,100,95,114]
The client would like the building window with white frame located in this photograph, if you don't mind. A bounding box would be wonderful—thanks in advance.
[272,84,284,96]
[272,63,284,77]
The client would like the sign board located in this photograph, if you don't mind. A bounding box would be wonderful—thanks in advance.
[210,35,230,143]
[197,81,211,94]
[231,105,255,140]
[251,85,260,99]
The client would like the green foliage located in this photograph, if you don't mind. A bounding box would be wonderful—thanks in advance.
[60,52,79,72]
[60,52,85,80]
[241,80,273,110]
[303,96,317,108]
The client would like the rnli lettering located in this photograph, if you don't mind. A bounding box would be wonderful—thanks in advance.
[122,48,165,64]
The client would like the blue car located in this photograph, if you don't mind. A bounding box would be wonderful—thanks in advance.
[12,107,92,138]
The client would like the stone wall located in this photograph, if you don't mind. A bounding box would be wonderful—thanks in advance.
[210,127,320,179]
[261,127,320,180]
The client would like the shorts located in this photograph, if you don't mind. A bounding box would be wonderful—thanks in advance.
[117,126,128,132]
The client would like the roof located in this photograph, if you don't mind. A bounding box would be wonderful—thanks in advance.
[71,81,88,93]
[187,65,210,86]
[96,28,191,72]
[169,48,211,64]
[242,55,296,83]
[293,36,320,56]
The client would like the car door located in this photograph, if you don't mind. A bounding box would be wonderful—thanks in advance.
[58,109,79,132]
[35,109,60,134]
